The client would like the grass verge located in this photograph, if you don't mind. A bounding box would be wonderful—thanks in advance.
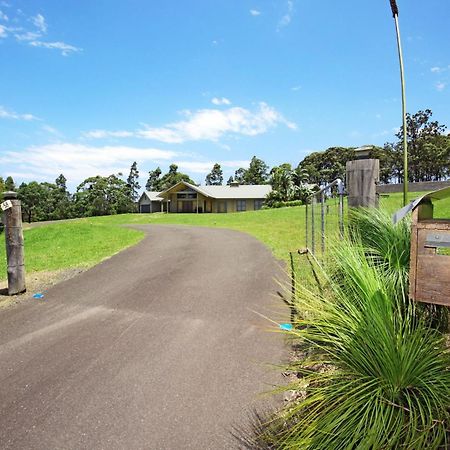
[0,222,144,281]
[0,190,449,282]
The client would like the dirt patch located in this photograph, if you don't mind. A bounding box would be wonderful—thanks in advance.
[0,268,85,309]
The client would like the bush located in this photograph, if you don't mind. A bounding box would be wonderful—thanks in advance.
[263,200,304,209]
[268,209,450,449]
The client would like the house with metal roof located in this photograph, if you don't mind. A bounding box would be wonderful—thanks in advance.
[138,181,272,213]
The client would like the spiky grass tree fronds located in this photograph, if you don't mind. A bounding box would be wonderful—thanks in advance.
[348,207,411,295]
[271,240,450,449]
[349,207,448,331]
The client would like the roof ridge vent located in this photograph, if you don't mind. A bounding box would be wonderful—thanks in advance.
[230,181,240,187]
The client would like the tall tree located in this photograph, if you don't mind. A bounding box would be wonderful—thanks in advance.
[146,167,162,191]
[298,147,355,185]
[244,156,269,185]
[0,176,5,202]
[392,109,448,182]
[205,163,223,185]
[127,161,141,201]
[226,176,234,185]
[234,168,247,184]
[74,175,134,217]
[158,164,195,190]
[52,174,72,219]
[5,176,15,191]
[18,182,48,223]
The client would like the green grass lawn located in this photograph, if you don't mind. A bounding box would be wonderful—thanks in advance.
[0,222,144,281]
[1,190,449,281]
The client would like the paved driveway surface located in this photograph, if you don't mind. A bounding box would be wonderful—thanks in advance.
[0,225,287,449]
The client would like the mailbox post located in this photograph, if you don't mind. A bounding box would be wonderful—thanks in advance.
[1,191,26,295]
[407,187,450,306]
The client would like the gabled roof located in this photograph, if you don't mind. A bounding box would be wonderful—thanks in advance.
[139,191,164,202]
[157,181,272,199]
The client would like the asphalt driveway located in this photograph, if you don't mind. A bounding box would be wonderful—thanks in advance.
[0,225,287,449]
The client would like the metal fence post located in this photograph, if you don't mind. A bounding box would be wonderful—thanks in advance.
[321,191,326,256]
[337,179,345,237]
[305,202,309,248]
[311,197,315,255]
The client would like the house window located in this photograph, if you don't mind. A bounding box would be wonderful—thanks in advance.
[236,200,246,212]
[254,200,264,210]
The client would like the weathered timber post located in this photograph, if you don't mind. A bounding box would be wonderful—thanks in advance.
[2,191,26,295]
[346,146,380,208]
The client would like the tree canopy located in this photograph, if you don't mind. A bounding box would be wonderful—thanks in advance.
[205,163,223,185]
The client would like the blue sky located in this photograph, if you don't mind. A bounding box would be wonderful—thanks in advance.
[1,0,449,190]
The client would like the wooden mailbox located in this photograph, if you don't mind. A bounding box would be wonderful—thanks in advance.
[407,187,450,306]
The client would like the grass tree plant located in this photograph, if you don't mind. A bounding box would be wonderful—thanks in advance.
[268,210,450,449]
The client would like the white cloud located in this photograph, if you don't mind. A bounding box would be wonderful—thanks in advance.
[431,66,443,73]
[175,160,250,174]
[0,105,39,121]
[29,40,81,56]
[31,13,46,33]
[14,30,41,41]
[82,129,134,139]
[278,0,294,30]
[291,85,301,91]
[436,81,447,91]
[0,143,178,184]
[211,97,231,106]
[0,10,8,21]
[83,102,297,144]
[250,9,261,16]
[137,102,297,143]
[41,124,62,136]
[0,9,81,56]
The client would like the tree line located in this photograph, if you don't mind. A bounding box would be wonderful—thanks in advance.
[299,109,450,185]
[1,109,448,222]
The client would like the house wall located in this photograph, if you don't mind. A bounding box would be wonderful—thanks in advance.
[211,199,263,213]
[139,198,164,213]
[167,192,209,213]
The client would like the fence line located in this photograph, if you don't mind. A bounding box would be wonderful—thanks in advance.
[305,179,345,258]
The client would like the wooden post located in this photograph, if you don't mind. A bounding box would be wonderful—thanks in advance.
[346,158,380,208]
[2,191,26,295]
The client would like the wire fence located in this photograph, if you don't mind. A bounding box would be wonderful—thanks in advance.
[305,179,345,259]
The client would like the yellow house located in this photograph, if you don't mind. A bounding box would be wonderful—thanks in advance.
[138,181,272,213]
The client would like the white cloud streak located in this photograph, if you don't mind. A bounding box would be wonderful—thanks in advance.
[1,10,81,55]
[31,13,46,33]
[0,10,8,21]
[29,39,81,56]
[84,102,297,144]
[175,160,250,174]
[250,9,261,16]
[0,143,178,184]
[436,81,447,92]
[0,105,39,121]
[211,97,231,105]
[82,129,134,139]
[278,0,294,30]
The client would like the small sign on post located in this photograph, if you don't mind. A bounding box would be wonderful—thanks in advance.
[2,191,26,295]
[1,200,13,211]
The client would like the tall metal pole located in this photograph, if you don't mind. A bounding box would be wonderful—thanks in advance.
[390,0,408,206]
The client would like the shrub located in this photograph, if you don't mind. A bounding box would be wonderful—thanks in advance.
[269,235,450,449]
